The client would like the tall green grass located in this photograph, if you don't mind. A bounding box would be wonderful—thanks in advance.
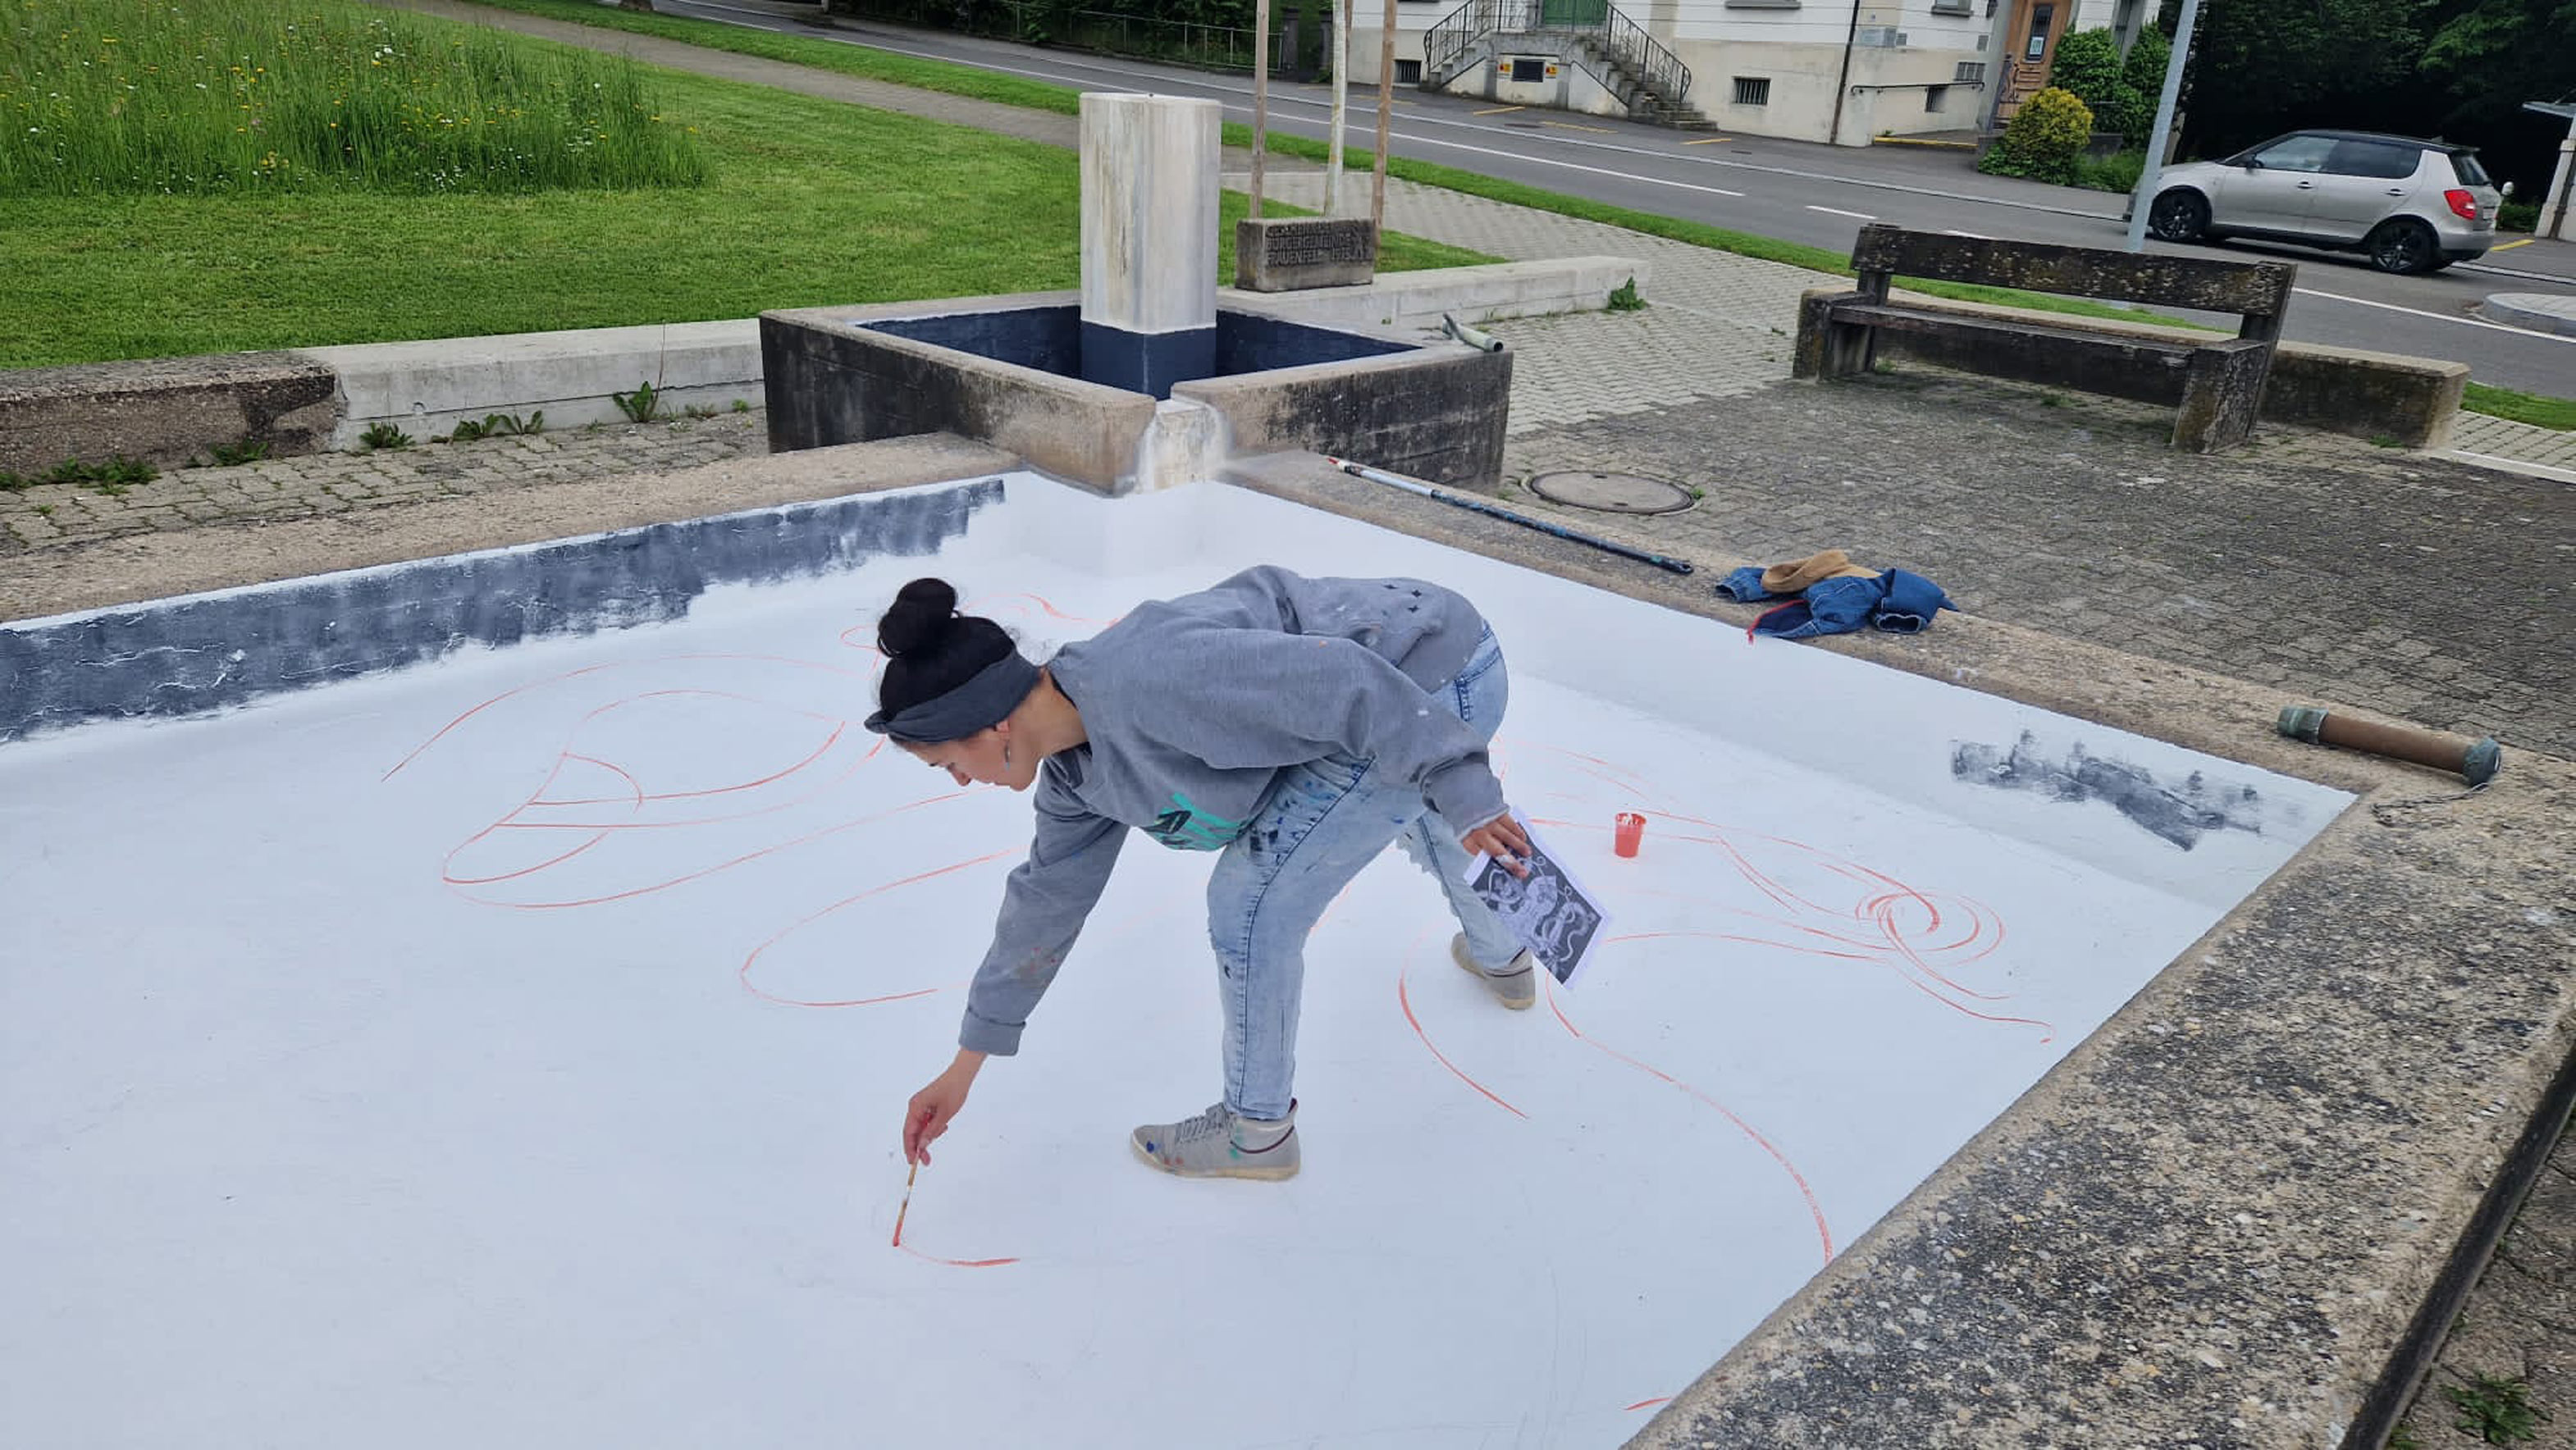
[0,0,704,195]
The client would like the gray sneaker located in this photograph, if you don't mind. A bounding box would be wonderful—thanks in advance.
[1452,932,1537,1010]
[1130,1101,1300,1180]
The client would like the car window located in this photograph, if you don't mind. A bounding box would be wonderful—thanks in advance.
[2323,139,2422,180]
[2249,135,2338,173]
[2450,151,2493,186]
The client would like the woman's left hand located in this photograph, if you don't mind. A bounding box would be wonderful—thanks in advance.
[1460,812,1532,878]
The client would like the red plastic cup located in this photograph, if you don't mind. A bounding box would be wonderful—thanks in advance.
[1614,812,1647,858]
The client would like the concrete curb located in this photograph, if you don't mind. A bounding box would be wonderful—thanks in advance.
[2479,291,2576,337]
[0,257,1641,468]
[297,319,763,449]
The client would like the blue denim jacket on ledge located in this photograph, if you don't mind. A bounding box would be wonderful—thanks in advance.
[1716,565,1957,641]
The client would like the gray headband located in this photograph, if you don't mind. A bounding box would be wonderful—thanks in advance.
[865,652,1040,743]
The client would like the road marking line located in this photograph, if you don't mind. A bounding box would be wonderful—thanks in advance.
[1473,104,1525,116]
[2292,286,2576,343]
[1683,136,1731,144]
[2489,238,2534,252]
[1945,228,1992,239]
[1807,205,1877,221]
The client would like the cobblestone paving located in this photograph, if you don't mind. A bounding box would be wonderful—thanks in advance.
[2400,1122,2576,1449]
[0,413,767,559]
[1492,369,2576,761]
[2456,409,2576,472]
[1250,171,1817,432]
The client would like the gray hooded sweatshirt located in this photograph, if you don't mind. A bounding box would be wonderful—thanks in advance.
[957,566,1505,1055]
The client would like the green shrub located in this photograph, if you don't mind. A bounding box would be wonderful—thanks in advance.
[2500,199,2539,233]
[2049,30,2125,112]
[2122,25,2171,104]
[0,0,706,197]
[2048,29,2153,146]
[2073,149,2146,193]
[1978,88,2095,185]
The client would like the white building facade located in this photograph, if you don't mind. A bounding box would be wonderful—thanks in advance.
[1353,0,2144,144]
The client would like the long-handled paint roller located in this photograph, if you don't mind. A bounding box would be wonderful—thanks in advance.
[1327,457,1696,577]
[2277,705,2503,786]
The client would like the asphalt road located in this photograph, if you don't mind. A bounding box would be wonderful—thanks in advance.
[655,0,2576,394]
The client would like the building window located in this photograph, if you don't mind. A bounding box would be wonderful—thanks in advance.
[1930,0,1971,15]
[1953,60,1985,82]
[1395,57,1422,83]
[1925,84,1949,112]
[1732,75,1771,106]
[1510,56,1546,82]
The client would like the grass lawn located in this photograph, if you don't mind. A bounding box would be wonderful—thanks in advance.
[0,22,1487,367]
[452,0,2205,333]
[457,0,1085,115]
[2462,383,2576,433]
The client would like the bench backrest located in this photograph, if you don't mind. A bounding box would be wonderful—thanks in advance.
[1849,225,2295,324]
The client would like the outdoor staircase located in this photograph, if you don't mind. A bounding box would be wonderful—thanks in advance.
[1420,0,1715,130]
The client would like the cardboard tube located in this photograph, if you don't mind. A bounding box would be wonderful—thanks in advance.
[2277,706,2503,786]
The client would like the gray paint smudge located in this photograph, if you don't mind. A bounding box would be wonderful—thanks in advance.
[1,477,1005,746]
[1952,731,2270,850]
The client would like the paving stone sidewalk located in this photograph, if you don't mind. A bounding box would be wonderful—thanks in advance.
[0,413,769,558]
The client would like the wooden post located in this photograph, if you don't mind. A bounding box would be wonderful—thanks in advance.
[1372,0,1395,234]
[1250,0,1270,217]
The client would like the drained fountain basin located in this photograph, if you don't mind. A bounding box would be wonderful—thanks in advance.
[760,292,1511,494]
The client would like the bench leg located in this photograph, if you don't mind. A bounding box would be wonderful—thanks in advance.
[1793,290,1875,381]
[2172,341,2275,453]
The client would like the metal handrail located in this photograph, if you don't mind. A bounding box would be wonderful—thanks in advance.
[1423,0,1538,84]
[1600,5,1690,105]
[1421,0,1691,109]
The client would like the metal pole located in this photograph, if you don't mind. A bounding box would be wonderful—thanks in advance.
[1326,0,1350,214]
[1373,0,1395,231]
[1250,0,1270,217]
[1826,0,1864,147]
[2543,127,2575,240]
[2123,0,2201,252]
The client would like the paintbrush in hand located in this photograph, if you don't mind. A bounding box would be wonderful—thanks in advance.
[892,1160,919,1247]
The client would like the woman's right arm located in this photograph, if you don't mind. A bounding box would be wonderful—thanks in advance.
[899,773,1126,1161]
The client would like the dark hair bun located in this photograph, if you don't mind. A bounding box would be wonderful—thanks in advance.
[877,577,960,659]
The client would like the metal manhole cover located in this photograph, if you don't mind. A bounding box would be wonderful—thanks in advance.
[1524,470,1694,515]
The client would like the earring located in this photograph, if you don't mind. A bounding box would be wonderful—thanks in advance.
[1003,741,1014,767]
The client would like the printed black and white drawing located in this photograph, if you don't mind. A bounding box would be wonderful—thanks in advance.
[1465,828,1611,987]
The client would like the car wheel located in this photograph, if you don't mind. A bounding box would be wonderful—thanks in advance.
[2366,219,2439,275]
[2148,190,2209,243]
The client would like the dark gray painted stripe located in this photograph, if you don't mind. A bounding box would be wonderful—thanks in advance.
[0,478,1006,745]
[1078,321,1217,399]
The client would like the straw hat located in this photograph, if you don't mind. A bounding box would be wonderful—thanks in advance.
[1759,549,1880,595]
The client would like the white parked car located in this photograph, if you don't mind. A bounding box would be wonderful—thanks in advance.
[2133,130,2509,274]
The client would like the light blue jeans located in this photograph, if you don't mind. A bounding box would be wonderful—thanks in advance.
[1207,629,1522,1121]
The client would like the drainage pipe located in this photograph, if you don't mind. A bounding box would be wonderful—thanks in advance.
[2277,705,2503,787]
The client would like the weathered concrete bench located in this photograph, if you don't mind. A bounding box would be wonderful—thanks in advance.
[1795,225,2296,453]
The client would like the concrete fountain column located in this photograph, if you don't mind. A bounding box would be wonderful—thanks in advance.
[1078,93,1222,398]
